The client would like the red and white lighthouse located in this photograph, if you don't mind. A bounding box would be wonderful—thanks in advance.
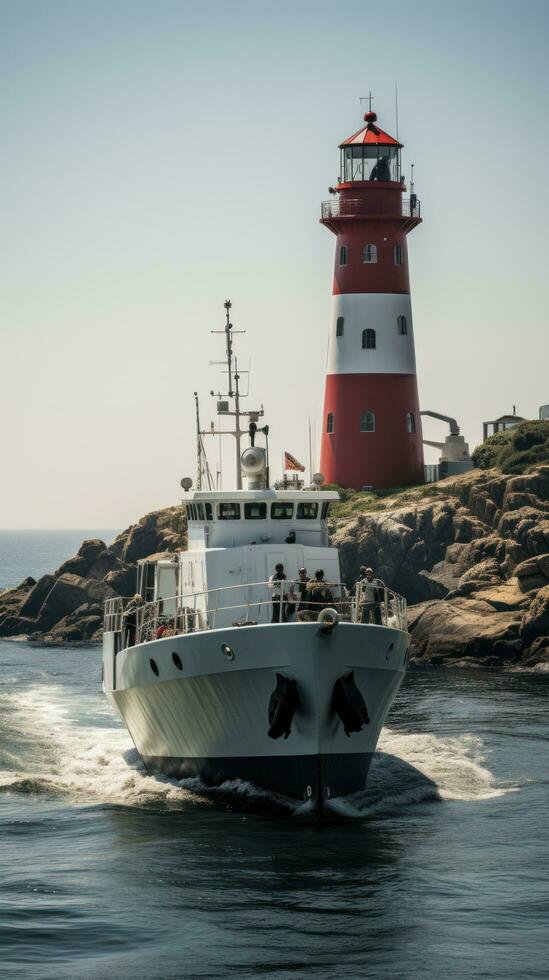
[319,109,424,490]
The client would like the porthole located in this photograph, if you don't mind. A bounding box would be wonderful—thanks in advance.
[172,652,183,671]
[149,658,159,676]
[221,643,234,661]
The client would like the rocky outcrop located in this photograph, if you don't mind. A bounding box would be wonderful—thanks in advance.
[0,506,186,644]
[330,465,549,670]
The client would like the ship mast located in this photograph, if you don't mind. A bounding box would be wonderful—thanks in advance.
[202,300,264,490]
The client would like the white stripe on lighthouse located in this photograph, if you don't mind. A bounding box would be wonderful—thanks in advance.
[326,293,417,376]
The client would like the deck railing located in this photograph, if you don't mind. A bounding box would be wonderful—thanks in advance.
[104,580,408,649]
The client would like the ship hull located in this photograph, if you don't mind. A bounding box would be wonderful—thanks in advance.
[141,751,374,805]
[103,621,409,807]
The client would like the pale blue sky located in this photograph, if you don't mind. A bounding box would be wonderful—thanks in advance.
[1,0,548,527]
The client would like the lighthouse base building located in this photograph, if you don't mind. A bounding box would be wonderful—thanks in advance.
[319,110,424,490]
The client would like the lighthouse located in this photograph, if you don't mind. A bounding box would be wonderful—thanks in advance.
[319,108,424,490]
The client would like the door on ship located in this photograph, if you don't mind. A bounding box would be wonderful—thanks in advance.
[247,549,305,624]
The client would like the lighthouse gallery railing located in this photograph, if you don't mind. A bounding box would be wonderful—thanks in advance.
[321,196,421,220]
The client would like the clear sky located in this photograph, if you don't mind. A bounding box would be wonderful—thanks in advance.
[1,0,548,528]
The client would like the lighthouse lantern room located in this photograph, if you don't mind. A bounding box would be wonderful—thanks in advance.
[319,108,424,490]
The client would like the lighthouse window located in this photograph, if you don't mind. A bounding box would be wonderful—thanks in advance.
[397,316,408,335]
[336,316,344,337]
[339,246,348,266]
[271,502,294,520]
[326,413,334,434]
[218,502,241,520]
[363,244,377,264]
[362,329,376,350]
[406,412,416,433]
[297,502,318,520]
[360,411,376,433]
[244,502,267,519]
[394,245,404,265]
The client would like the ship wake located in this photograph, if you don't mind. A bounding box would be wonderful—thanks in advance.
[0,682,517,817]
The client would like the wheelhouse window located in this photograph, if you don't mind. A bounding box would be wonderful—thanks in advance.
[362,329,376,350]
[204,502,213,520]
[321,502,331,520]
[363,244,377,264]
[406,412,416,433]
[394,244,404,265]
[187,504,196,520]
[218,502,241,520]
[397,315,407,335]
[297,502,318,520]
[196,502,205,520]
[271,502,294,520]
[244,502,266,519]
[336,316,344,337]
[339,245,348,266]
[360,411,376,432]
[326,412,334,434]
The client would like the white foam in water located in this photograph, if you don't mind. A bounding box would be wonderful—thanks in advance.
[1,683,515,815]
[326,727,517,818]
[1,684,209,808]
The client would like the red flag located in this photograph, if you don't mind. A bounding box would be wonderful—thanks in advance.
[284,451,305,472]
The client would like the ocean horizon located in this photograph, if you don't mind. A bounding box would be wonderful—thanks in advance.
[0,529,119,590]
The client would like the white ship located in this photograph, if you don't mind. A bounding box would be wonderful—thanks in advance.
[102,305,410,810]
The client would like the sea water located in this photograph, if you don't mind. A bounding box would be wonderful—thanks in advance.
[1,534,548,979]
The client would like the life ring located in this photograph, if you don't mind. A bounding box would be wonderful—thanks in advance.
[317,608,339,631]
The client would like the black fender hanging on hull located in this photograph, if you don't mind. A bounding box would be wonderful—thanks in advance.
[333,670,370,735]
[268,673,300,739]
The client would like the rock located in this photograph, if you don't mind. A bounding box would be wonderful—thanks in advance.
[103,565,136,597]
[34,573,116,631]
[521,636,549,669]
[520,585,549,643]
[54,539,107,578]
[514,553,549,592]
[409,597,523,662]
[471,578,532,611]
[44,602,103,643]
[0,576,36,622]
[18,575,56,618]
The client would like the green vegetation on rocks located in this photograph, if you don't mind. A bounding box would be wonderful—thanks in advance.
[472,420,549,474]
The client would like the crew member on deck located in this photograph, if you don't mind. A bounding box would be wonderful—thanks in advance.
[269,563,287,623]
[359,567,385,624]
[124,593,145,646]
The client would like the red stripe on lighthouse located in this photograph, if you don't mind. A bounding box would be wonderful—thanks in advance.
[320,374,424,490]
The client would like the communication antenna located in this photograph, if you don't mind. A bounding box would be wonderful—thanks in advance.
[201,300,264,490]
[395,81,399,141]
[410,163,415,196]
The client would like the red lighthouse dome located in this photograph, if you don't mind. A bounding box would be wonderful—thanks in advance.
[319,110,424,490]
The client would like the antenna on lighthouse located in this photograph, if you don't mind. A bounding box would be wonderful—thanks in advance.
[394,81,399,141]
